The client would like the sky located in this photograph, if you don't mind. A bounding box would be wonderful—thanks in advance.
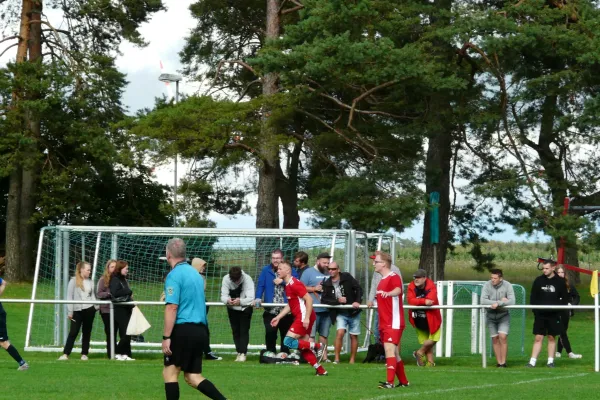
[0,0,548,242]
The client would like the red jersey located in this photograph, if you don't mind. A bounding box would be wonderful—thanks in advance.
[285,277,314,322]
[376,272,405,330]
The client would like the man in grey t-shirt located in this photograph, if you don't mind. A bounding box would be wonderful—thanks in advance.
[300,252,332,361]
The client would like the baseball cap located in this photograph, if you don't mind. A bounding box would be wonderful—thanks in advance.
[413,269,427,278]
[317,252,331,260]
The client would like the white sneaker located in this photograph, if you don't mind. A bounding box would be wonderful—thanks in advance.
[234,353,241,362]
[17,362,29,371]
[238,353,246,362]
[81,355,89,361]
[115,354,124,361]
[568,353,582,359]
[122,355,136,361]
[58,354,68,361]
[555,352,561,358]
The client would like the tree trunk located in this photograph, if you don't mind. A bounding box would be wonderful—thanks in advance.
[255,0,281,266]
[419,100,453,281]
[537,93,581,283]
[5,0,42,281]
[278,142,301,229]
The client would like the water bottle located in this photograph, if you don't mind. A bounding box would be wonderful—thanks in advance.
[255,299,261,309]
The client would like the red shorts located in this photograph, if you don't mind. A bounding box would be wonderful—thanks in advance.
[289,314,315,337]
[379,326,404,346]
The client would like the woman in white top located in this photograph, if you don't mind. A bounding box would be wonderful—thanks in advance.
[58,261,97,360]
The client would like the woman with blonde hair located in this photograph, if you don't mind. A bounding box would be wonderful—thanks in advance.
[555,265,582,359]
[58,261,97,360]
[110,260,135,361]
[97,259,117,358]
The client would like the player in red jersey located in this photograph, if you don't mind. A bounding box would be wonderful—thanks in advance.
[374,251,409,389]
[270,262,328,376]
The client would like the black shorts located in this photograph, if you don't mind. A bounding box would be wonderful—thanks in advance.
[164,323,207,373]
[533,314,563,336]
[0,312,8,341]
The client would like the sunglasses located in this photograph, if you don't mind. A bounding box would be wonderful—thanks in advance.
[328,268,338,271]
[413,276,424,279]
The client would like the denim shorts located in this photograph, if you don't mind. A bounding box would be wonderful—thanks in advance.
[311,312,332,338]
[336,312,361,336]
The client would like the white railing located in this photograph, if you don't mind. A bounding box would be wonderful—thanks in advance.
[4,298,598,372]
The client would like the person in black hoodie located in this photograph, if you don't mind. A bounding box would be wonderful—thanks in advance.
[526,260,568,368]
[320,261,363,364]
[109,260,135,361]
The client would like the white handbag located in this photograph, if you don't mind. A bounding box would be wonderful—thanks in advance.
[126,306,151,335]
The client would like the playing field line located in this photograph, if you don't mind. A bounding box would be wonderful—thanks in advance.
[362,373,589,400]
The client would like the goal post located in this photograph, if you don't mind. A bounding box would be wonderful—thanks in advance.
[26,226,371,353]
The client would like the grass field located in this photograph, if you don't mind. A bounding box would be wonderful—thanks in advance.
[1,279,599,400]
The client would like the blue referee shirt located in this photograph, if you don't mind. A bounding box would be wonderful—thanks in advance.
[164,262,207,325]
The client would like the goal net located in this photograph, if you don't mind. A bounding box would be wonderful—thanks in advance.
[26,226,386,353]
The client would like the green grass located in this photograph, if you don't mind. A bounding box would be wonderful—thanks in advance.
[1,281,599,399]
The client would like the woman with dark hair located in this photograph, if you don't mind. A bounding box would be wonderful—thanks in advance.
[555,265,582,359]
[109,260,135,361]
[58,261,97,360]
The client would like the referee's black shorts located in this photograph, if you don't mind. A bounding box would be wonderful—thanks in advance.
[164,323,207,373]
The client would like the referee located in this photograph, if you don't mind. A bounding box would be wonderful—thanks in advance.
[162,238,227,400]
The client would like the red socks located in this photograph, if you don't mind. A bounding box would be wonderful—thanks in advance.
[301,349,326,374]
[396,360,408,384]
[386,357,396,384]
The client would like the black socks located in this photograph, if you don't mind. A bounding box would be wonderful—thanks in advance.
[197,379,226,400]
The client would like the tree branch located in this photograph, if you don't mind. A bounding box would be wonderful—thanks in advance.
[0,35,20,45]
[0,43,18,59]
[299,109,376,160]
[214,59,260,82]
[348,80,398,128]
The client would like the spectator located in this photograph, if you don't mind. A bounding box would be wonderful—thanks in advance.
[293,251,310,279]
[270,262,327,376]
[58,261,97,361]
[320,261,363,364]
[480,268,515,368]
[191,258,222,361]
[555,265,582,359]
[96,259,117,358]
[255,249,296,354]
[300,252,332,361]
[526,259,568,368]
[374,251,409,389]
[110,260,135,361]
[0,278,29,370]
[221,266,255,362]
[367,253,401,343]
[407,269,442,367]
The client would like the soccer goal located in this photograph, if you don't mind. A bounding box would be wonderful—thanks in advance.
[427,281,527,358]
[25,226,388,353]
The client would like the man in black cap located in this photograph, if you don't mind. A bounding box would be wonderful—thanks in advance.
[526,259,568,368]
[300,252,332,362]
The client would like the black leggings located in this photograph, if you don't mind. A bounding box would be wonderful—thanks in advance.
[100,312,118,358]
[557,313,573,354]
[114,306,133,357]
[63,306,96,356]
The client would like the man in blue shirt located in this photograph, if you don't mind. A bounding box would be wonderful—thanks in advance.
[255,249,296,353]
[300,252,332,362]
[0,278,28,370]
[162,238,226,400]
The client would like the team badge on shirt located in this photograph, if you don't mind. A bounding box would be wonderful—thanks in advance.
[167,287,174,295]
